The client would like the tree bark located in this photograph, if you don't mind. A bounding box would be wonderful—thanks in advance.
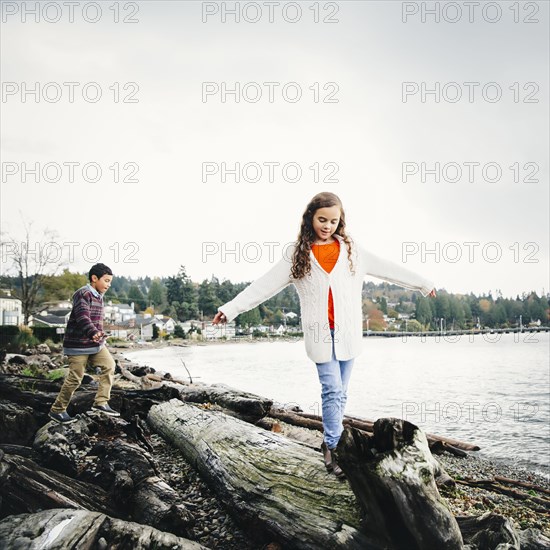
[148,398,377,550]
[336,419,464,550]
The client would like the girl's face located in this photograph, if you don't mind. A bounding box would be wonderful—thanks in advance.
[312,205,341,242]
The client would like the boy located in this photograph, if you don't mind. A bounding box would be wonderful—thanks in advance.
[49,263,120,423]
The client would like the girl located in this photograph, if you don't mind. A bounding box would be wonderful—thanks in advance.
[212,192,436,479]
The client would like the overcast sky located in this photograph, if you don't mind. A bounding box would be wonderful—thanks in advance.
[1,1,548,299]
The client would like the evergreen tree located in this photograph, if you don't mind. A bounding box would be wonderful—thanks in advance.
[198,278,221,317]
[165,266,198,321]
[148,278,166,310]
[128,285,146,312]
[414,296,432,328]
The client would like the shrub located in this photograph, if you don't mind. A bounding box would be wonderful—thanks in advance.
[45,369,66,381]
[14,326,39,352]
[21,363,46,378]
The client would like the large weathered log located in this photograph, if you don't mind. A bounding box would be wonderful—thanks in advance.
[148,398,376,549]
[0,375,61,414]
[0,373,180,421]
[178,382,273,422]
[0,449,117,518]
[0,508,207,549]
[336,419,464,550]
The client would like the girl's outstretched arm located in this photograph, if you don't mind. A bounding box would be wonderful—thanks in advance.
[214,254,292,324]
[359,243,435,297]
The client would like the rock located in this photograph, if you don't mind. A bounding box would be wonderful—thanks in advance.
[25,354,54,367]
[35,343,51,354]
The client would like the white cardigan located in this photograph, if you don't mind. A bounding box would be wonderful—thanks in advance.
[219,234,435,363]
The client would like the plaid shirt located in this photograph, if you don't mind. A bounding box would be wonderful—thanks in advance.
[63,284,104,355]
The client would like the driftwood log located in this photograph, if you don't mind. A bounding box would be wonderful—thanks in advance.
[270,406,480,453]
[148,398,375,549]
[30,413,194,537]
[0,449,118,518]
[0,508,207,550]
[455,512,520,549]
[178,382,273,423]
[0,374,180,421]
[336,419,464,550]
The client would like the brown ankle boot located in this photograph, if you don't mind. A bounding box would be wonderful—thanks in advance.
[330,448,345,479]
[321,441,333,472]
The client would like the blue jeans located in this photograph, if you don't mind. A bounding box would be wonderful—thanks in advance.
[315,329,355,449]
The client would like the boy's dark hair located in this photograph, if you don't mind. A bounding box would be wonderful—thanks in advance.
[89,263,113,281]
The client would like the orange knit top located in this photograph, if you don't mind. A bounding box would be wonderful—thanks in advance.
[311,239,340,329]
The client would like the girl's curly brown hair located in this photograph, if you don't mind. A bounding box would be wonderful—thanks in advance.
[291,192,354,279]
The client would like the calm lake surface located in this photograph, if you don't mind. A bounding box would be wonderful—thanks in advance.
[126,332,550,477]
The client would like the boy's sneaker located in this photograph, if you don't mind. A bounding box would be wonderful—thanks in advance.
[49,411,77,424]
[92,404,120,417]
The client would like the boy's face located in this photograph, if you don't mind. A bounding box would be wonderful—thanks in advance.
[91,274,113,294]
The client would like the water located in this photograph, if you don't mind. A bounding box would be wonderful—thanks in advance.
[125,332,550,477]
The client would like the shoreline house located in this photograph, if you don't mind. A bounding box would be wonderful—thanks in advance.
[104,302,137,324]
[0,290,23,325]
[29,300,72,329]
[154,315,176,335]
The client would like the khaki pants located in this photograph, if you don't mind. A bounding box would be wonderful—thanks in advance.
[51,347,115,413]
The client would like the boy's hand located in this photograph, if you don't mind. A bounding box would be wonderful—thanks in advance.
[428,288,437,298]
[212,312,227,325]
[92,331,105,342]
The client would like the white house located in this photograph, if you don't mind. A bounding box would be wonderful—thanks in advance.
[154,315,176,334]
[104,302,136,324]
[0,290,23,325]
[30,313,70,327]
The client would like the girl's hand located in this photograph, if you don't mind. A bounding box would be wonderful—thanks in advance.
[212,311,227,325]
[92,331,104,342]
[428,288,437,298]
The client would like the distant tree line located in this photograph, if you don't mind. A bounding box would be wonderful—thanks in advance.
[1,268,548,330]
